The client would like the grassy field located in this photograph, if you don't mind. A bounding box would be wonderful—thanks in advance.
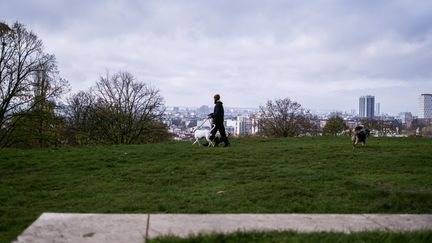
[1,136,432,242]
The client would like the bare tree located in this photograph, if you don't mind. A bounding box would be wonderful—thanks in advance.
[64,91,98,145]
[259,98,317,137]
[93,71,166,144]
[0,22,67,147]
[65,71,168,144]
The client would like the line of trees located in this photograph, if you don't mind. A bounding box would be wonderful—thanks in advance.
[0,22,170,148]
[258,99,409,138]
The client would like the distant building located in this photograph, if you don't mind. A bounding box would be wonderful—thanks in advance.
[236,116,252,136]
[375,103,380,116]
[359,96,365,117]
[251,115,260,134]
[225,119,236,135]
[398,112,413,124]
[418,94,432,119]
[359,95,375,118]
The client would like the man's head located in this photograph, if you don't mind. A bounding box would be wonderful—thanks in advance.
[214,94,220,102]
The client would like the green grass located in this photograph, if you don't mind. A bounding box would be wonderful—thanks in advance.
[1,137,432,242]
[150,230,432,243]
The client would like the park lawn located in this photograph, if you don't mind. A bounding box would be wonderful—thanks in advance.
[1,136,432,242]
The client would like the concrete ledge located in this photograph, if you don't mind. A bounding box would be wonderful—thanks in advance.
[14,213,149,243]
[14,213,432,243]
[147,214,432,238]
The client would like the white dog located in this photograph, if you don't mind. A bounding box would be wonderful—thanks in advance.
[192,125,215,147]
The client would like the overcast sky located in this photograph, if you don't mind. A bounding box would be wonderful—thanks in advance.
[2,0,432,115]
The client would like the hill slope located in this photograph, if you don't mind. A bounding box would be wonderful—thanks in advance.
[1,137,432,241]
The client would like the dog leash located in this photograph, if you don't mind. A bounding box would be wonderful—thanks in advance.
[192,118,211,133]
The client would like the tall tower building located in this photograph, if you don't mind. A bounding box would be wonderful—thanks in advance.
[359,95,375,118]
[359,96,366,118]
[418,94,432,118]
[375,103,380,116]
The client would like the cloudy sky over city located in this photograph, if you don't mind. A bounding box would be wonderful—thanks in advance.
[2,0,432,115]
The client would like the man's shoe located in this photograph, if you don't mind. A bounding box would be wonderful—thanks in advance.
[223,137,230,147]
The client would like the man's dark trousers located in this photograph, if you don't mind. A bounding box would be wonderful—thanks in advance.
[210,122,229,146]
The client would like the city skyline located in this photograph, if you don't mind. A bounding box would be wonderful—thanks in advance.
[1,0,432,115]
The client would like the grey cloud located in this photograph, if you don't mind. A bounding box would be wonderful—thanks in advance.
[1,0,431,114]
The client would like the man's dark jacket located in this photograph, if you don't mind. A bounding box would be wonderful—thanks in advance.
[211,101,224,124]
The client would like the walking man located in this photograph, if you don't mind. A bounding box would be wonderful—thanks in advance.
[208,94,230,147]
